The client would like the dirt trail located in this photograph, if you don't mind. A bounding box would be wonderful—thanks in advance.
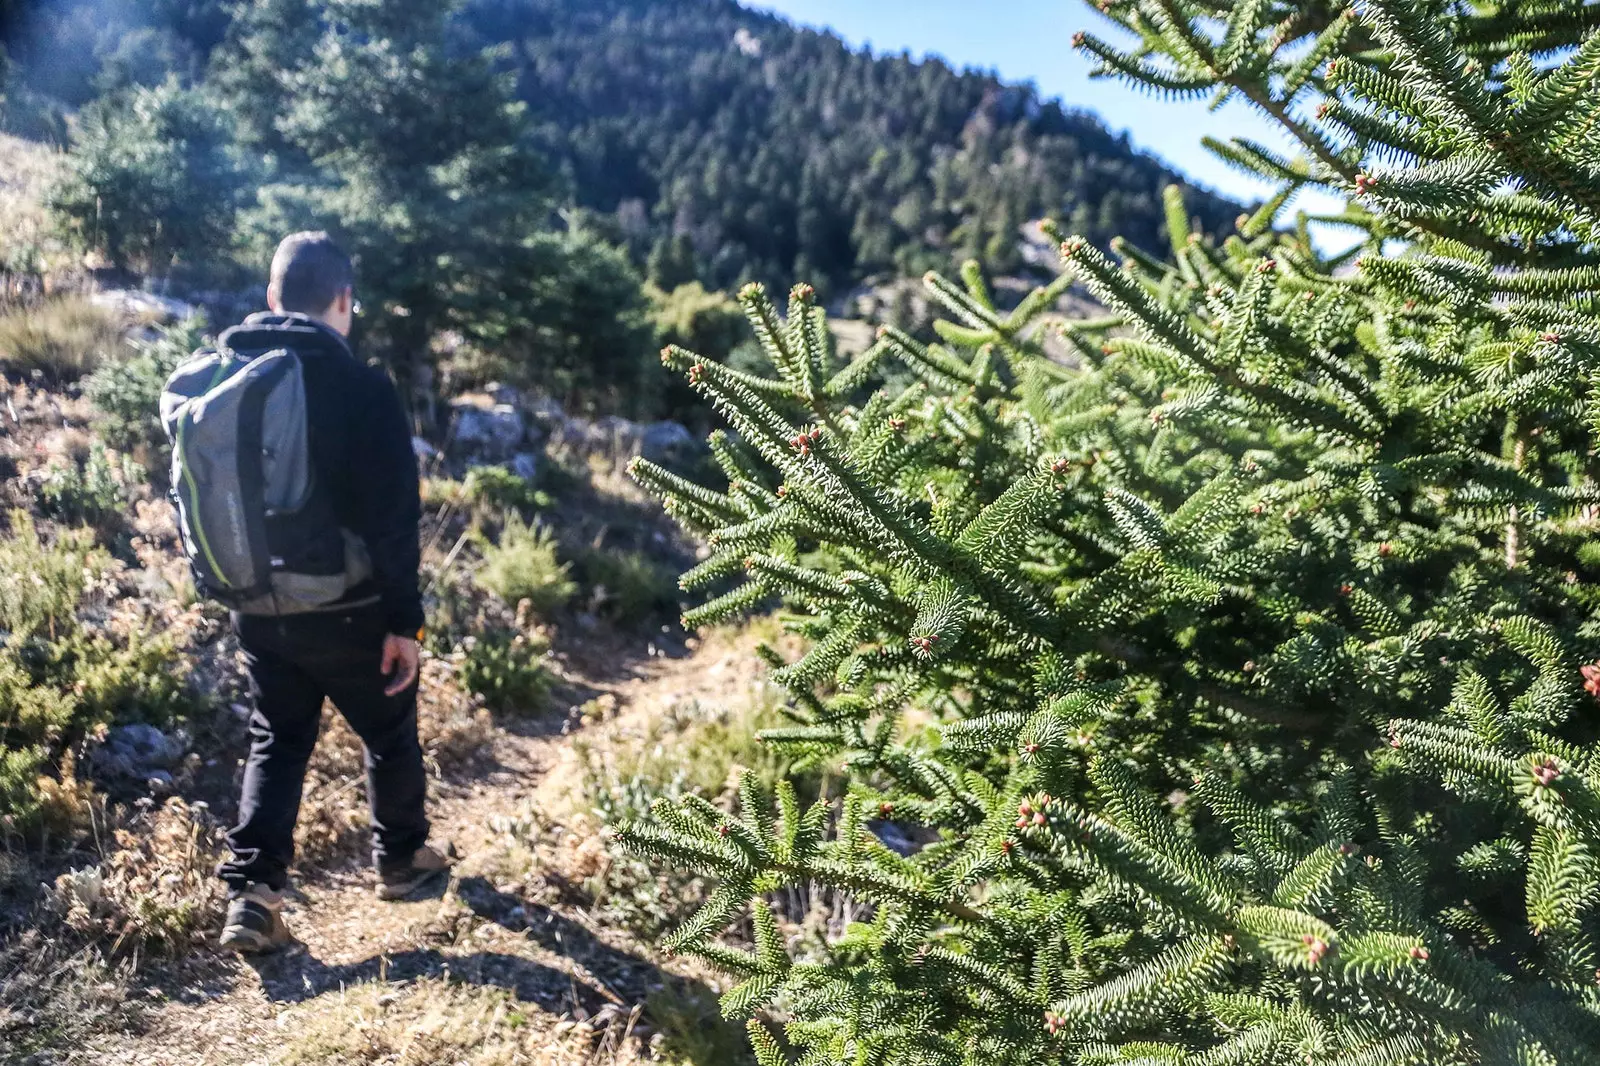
[85,628,772,1066]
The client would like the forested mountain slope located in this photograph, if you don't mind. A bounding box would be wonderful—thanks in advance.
[467,0,1242,293]
[1,0,1241,296]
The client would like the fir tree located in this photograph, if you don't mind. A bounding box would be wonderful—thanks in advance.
[48,80,244,275]
[220,0,560,407]
[622,0,1600,1062]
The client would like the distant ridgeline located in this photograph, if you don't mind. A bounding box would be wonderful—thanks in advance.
[469,0,1243,295]
[0,0,1241,297]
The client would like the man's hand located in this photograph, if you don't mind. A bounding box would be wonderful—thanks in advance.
[380,634,420,696]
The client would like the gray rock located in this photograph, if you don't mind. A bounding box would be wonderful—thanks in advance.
[91,723,188,784]
[509,452,540,482]
[640,421,695,460]
[449,400,526,459]
[88,289,197,325]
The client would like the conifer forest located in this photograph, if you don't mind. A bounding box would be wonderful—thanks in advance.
[4,0,1600,1063]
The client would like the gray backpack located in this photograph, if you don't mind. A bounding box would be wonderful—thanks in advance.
[161,331,371,614]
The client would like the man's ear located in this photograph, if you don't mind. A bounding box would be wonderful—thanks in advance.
[335,287,353,314]
[266,282,283,312]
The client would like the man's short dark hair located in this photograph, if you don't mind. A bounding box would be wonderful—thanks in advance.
[270,232,354,314]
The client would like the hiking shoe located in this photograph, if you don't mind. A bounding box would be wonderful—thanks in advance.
[377,843,456,900]
[219,884,290,954]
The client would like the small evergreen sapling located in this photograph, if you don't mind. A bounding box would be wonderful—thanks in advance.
[624,0,1600,1061]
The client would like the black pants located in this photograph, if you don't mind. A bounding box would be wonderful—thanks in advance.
[218,603,429,892]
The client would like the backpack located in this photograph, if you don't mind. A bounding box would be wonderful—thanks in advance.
[160,321,372,614]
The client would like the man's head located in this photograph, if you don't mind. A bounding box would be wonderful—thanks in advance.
[267,232,355,336]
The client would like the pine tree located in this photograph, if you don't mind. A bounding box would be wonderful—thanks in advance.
[47,80,244,274]
[220,0,560,407]
[624,0,1600,1062]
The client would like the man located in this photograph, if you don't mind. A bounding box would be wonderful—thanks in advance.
[216,232,451,953]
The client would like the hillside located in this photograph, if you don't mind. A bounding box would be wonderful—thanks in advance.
[0,295,786,1063]
[468,0,1243,294]
[1,0,1242,296]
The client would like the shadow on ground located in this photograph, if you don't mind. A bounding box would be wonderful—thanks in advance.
[212,875,742,1062]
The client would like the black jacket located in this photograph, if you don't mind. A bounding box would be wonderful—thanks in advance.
[220,312,424,636]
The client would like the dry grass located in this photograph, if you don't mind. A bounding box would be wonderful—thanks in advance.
[42,797,227,958]
[270,978,650,1066]
[0,799,225,1061]
[0,296,125,381]
[0,928,143,1060]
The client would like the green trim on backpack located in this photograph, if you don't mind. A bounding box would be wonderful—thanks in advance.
[160,325,375,615]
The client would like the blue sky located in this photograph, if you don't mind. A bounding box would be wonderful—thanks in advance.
[745,0,1304,207]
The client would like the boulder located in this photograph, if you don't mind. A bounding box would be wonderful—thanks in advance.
[509,452,540,482]
[448,397,527,460]
[88,289,197,325]
[90,723,188,784]
[640,421,696,460]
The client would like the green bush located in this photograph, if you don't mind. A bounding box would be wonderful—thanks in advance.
[462,465,550,516]
[475,514,576,619]
[35,448,143,533]
[574,546,679,623]
[47,81,244,274]
[458,627,553,716]
[83,316,205,468]
[0,512,102,643]
[624,4,1600,1040]
[0,512,193,832]
[0,297,123,382]
[627,251,1600,1057]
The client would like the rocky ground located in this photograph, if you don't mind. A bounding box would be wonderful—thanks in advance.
[0,351,777,1064]
[18,621,774,1066]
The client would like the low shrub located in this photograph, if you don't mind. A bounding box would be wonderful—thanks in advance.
[645,981,756,1066]
[0,512,195,833]
[574,546,678,623]
[587,693,801,804]
[0,296,123,381]
[476,513,576,619]
[458,626,553,716]
[462,464,550,516]
[420,475,463,511]
[82,316,205,469]
[35,447,143,534]
[421,564,483,658]
[0,512,104,646]
[579,759,710,941]
[0,799,222,1059]
[0,930,141,1060]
